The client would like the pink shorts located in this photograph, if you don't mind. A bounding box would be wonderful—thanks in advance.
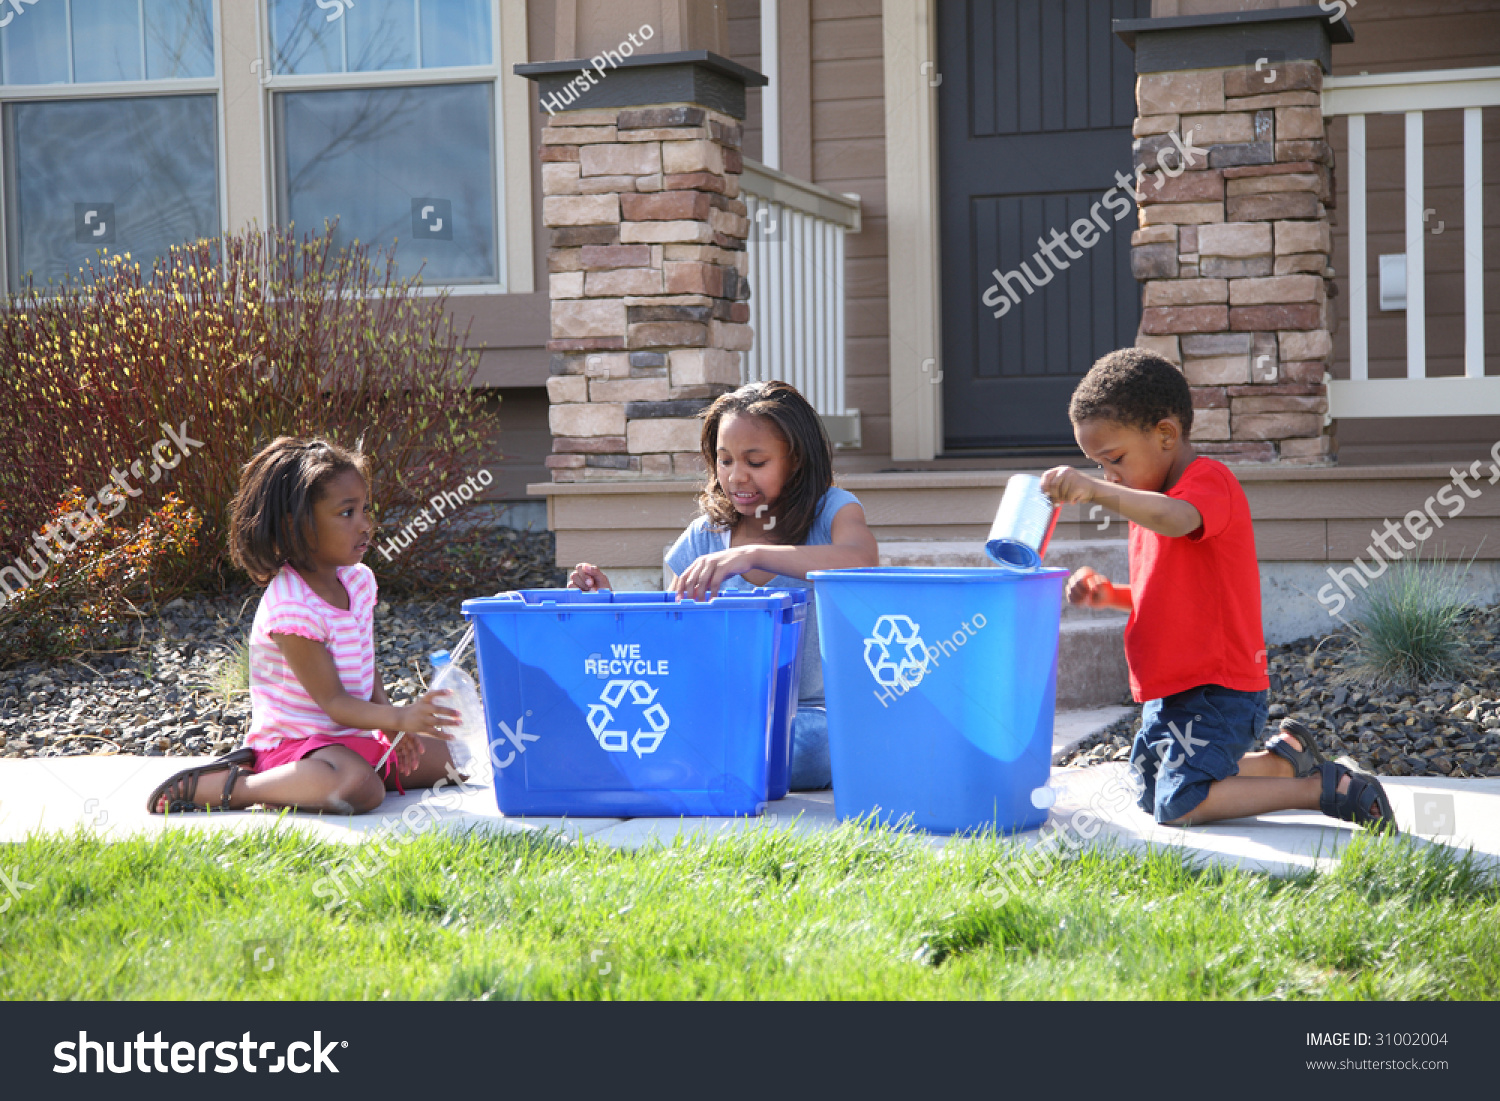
[250,732,404,795]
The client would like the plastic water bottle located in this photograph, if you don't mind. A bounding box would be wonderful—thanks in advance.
[428,650,488,780]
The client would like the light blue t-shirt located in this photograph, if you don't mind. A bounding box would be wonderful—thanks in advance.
[664,486,862,706]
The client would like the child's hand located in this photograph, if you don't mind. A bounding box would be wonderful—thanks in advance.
[570,562,611,591]
[1066,566,1115,608]
[398,689,461,736]
[674,547,755,602]
[1040,465,1101,507]
[393,730,424,775]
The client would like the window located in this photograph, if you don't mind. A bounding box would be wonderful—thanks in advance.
[0,0,219,290]
[266,0,501,286]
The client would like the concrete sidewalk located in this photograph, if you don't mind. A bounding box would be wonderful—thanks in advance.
[3,700,1495,877]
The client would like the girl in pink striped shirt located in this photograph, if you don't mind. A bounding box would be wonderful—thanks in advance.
[148,437,461,815]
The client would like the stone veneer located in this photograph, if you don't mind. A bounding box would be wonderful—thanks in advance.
[541,105,752,481]
[1130,60,1336,465]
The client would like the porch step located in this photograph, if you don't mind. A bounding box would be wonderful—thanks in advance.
[877,539,1132,709]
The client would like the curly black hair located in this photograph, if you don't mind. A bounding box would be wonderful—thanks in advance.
[1068,347,1194,435]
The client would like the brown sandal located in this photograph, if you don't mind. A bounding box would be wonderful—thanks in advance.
[146,747,255,814]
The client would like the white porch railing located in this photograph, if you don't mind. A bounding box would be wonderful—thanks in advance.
[739,159,863,447]
[1322,66,1500,418]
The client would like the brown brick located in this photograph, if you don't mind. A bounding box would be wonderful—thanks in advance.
[1193,386,1229,408]
[1225,172,1322,198]
[710,119,744,148]
[1198,222,1272,257]
[551,226,619,248]
[1133,113,1180,137]
[1144,278,1228,307]
[672,452,705,476]
[1138,70,1225,115]
[724,148,743,174]
[1223,90,1320,110]
[543,194,621,227]
[1183,355,1250,385]
[1180,113,1255,145]
[619,106,706,130]
[1224,60,1321,98]
[669,348,741,387]
[545,375,587,403]
[542,161,582,194]
[1132,225,1177,246]
[589,378,671,402]
[552,298,626,339]
[545,454,586,470]
[1274,253,1328,275]
[549,271,584,298]
[540,144,581,163]
[546,336,627,353]
[1280,436,1334,459]
[580,244,651,270]
[1232,411,1322,440]
[584,268,663,296]
[578,175,642,195]
[1208,143,1274,169]
[1276,106,1324,141]
[1231,304,1320,330]
[627,418,702,453]
[663,261,725,297]
[1229,275,1323,306]
[1274,220,1331,256]
[549,249,583,274]
[641,453,676,476]
[1227,382,1323,398]
[1134,334,1181,366]
[549,401,626,437]
[628,321,709,348]
[620,220,715,245]
[621,190,712,222]
[546,109,620,127]
[580,143,661,177]
[1279,360,1327,384]
[1201,256,1273,278]
[1276,140,1332,165]
[1142,305,1230,334]
[1196,441,1277,462]
[1131,244,1179,280]
[661,140,725,176]
[1179,226,1198,255]
[1138,170,1224,205]
[662,171,729,194]
[1231,394,1328,415]
[541,125,616,145]
[711,321,754,351]
[1223,161,1320,179]
[1278,330,1333,360]
[1226,192,1320,221]
[552,436,628,454]
[1190,407,1231,440]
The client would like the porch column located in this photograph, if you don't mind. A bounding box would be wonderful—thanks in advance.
[516,53,767,481]
[1117,9,1353,465]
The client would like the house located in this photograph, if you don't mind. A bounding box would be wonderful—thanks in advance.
[3,1,1495,706]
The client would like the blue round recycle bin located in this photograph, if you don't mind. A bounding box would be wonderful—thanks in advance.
[807,567,1068,835]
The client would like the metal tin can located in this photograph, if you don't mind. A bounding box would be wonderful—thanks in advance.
[984,473,1060,569]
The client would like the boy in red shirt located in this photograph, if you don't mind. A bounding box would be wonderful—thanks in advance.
[1041,348,1395,832]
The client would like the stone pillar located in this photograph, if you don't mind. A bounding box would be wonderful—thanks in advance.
[517,54,764,481]
[1119,10,1351,465]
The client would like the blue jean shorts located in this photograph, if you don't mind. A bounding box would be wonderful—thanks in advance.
[1129,684,1269,824]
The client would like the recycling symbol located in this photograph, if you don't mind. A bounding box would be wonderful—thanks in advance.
[586,679,670,757]
[863,614,930,689]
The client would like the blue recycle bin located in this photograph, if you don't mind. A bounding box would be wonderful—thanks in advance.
[807,567,1068,835]
[462,589,804,817]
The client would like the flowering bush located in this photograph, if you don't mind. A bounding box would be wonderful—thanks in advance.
[0,224,488,607]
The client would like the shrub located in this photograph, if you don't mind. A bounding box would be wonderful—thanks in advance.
[1347,558,1478,688]
[0,223,488,602]
[0,491,202,662]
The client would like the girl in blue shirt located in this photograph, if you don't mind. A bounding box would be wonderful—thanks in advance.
[570,380,879,790]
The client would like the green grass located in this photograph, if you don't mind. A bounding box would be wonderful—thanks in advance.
[1347,558,1478,688]
[2,825,1497,999]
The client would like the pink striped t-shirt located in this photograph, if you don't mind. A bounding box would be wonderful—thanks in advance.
[246,563,379,750]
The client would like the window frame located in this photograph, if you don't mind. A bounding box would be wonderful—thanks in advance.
[257,0,518,295]
[0,0,227,298]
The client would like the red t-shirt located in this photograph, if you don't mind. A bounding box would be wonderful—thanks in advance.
[1124,456,1269,702]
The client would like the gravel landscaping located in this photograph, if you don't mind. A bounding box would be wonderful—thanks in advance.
[0,528,564,760]
[1061,603,1500,779]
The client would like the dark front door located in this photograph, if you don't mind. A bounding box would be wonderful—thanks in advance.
[937,0,1148,452]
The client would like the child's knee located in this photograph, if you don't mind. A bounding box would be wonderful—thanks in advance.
[333,770,386,814]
